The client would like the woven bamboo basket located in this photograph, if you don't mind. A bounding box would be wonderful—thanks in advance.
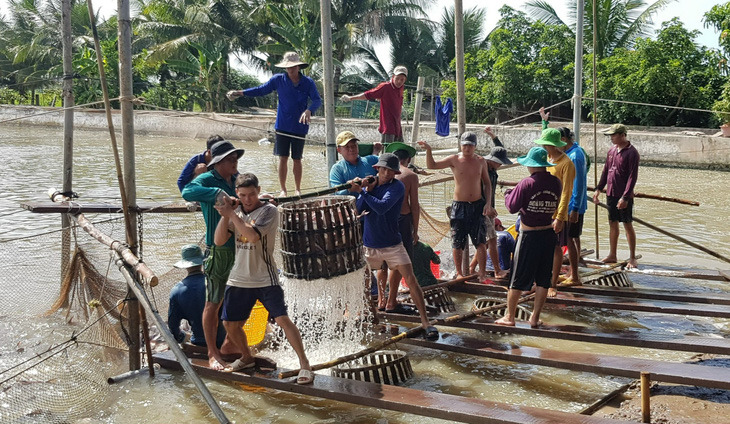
[473,296,532,321]
[586,271,633,287]
[331,350,413,385]
[401,286,455,313]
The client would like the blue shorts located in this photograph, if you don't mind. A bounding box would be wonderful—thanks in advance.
[222,285,288,322]
[509,228,556,292]
[274,130,306,160]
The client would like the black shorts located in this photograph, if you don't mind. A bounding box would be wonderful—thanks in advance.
[274,130,306,160]
[222,285,288,322]
[606,196,633,223]
[450,199,488,250]
[509,229,556,292]
[399,213,414,259]
[568,213,584,238]
[556,220,570,247]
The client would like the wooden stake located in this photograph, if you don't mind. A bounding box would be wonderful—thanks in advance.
[641,371,651,423]
[140,309,155,377]
[278,293,536,378]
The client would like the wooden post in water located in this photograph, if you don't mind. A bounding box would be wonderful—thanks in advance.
[61,0,74,285]
[591,0,600,260]
[118,0,141,371]
[410,77,425,144]
[454,0,466,136]
[640,371,651,423]
[572,0,584,145]
[320,0,337,174]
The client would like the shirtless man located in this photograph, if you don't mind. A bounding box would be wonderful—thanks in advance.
[418,132,496,282]
[381,142,419,311]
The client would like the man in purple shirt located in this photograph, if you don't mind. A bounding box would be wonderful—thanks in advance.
[592,124,640,268]
[227,52,322,197]
[177,135,224,192]
[496,147,561,329]
[348,153,437,340]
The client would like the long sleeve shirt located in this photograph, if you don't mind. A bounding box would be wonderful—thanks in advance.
[547,154,575,222]
[168,273,226,347]
[243,73,321,135]
[356,179,405,248]
[565,143,588,214]
[505,171,561,228]
[596,143,640,199]
[177,151,206,192]
[329,156,379,195]
[181,170,237,248]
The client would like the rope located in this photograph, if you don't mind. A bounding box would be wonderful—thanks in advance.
[585,96,725,115]
[0,98,112,125]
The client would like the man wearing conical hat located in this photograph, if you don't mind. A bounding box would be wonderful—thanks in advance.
[227,52,321,198]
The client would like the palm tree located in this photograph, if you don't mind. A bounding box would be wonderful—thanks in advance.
[524,0,676,58]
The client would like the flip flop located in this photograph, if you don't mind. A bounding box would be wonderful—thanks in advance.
[223,358,256,373]
[296,369,314,385]
[424,326,439,341]
[385,304,419,316]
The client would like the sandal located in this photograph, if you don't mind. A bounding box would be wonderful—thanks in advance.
[385,304,419,316]
[296,369,314,385]
[424,326,439,340]
[223,358,255,373]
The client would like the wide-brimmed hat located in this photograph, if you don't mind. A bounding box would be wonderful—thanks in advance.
[517,146,555,168]
[173,244,204,269]
[393,66,408,77]
[275,51,309,69]
[485,146,513,165]
[460,132,478,145]
[208,140,244,169]
[604,123,627,135]
[534,128,566,147]
[373,153,401,174]
[336,131,359,146]
[385,142,416,158]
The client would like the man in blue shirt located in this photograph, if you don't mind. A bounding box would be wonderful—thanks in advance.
[560,127,588,286]
[227,52,321,197]
[329,131,382,195]
[181,140,243,370]
[348,153,438,340]
[177,135,224,192]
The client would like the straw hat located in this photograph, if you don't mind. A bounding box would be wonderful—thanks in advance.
[275,52,309,69]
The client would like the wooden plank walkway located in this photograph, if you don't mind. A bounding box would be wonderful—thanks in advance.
[557,284,730,306]
[582,258,730,282]
[380,313,730,355]
[450,282,730,318]
[153,351,631,424]
[399,332,730,390]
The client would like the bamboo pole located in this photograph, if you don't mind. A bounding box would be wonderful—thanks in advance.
[595,201,730,265]
[320,0,337,173]
[116,259,230,424]
[140,309,155,377]
[279,293,536,378]
[401,274,478,295]
[272,180,368,203]
[592,0,599,260]
[411,76,425,144]
[61,0,74,282]
[454,0,466,136]
[573,0,585,145]
[497,180,699,206]
[71,214,158,286]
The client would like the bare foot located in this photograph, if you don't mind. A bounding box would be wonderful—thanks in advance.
[494,270,509,280]
[209,357,227,371]
[547,287,558,298]
[494,316,515,326]
[529,319,544,328]
[627,258,639,269]
[601,256,618,264]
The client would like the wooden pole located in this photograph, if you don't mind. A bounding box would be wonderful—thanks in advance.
[410,76,425,144]
[573,0,585,145]
[140,309,155,377]
[118,0,140,372]
[640,371,651,423]
[430,77,435,122]
[454,0,466,136]
[320,0,337,174]
[592,0,599,260]
[117,260,231,424]
[61,0,74,283]
[279,293,536,378]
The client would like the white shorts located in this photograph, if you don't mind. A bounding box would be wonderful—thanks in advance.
[364,243,412,270]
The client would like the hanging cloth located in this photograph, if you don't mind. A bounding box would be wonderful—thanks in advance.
[435,96,453,137]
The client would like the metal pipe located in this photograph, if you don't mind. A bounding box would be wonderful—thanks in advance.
[410,77,425,144]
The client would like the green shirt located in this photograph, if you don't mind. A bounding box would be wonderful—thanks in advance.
[181,169,237,248]
[413,241,441,287]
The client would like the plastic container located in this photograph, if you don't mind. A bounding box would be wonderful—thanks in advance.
[243,301,268,346]
[431,251,441,278]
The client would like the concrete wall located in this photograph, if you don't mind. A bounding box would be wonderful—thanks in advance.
[3,105,729,170]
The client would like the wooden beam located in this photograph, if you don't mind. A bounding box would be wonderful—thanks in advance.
[153,351,631,424]
[21,201,198,214]
[557,284,730,306]
[380,313,730,355]
[399,333,730,390]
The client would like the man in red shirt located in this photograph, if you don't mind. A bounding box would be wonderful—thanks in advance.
[341,66,407,142]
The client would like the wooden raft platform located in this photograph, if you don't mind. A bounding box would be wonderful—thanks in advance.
[399,332,730,390]
[153,351,630,424]
[556,284,730,306]
[380,313,730,355]
[451,282,730,318]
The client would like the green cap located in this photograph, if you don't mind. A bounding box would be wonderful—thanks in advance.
[604,124,627,135]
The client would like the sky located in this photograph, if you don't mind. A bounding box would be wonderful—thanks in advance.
[0,0,723,80]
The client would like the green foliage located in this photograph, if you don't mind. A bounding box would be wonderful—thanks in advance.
[704,2,730,57]
[713,83,730,124]
[587,18,725,127]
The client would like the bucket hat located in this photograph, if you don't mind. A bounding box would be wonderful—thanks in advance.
[517,146,555,168]
[485,146,513,165]
[534,128,566,147]
[207,140,244,169]
[373,153,401,174]
[460,132,478,145]
[275,51,309,69]
[336,131,359,146]
[385,142,416,158]
[604,123,627,135]
[173,244,205,269]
